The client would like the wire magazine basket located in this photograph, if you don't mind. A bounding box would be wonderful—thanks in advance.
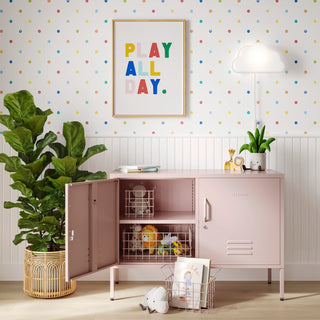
[121,225,194,262]
[161,265,218,312]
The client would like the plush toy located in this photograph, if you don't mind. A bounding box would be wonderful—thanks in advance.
[157,233,178,255]
[140,225,160,254]
[139,287,169,314]
[224,149,244,172]
[173,241,190,256]
[129,224,142,253]
[131,185,150,215]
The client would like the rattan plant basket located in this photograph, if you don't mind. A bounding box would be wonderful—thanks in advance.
[24,248,76,298]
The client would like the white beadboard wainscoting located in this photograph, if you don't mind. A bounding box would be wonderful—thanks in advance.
[1,135,319,281]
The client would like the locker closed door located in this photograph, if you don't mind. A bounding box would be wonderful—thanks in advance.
[198,178,281,265]
[65,179,119,280]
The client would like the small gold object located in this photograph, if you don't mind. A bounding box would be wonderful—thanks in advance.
[224,149,244,172]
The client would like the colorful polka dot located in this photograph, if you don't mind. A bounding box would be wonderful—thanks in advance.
[0,1,317,137]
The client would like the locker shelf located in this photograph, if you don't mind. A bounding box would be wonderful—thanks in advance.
[120,211,196,224]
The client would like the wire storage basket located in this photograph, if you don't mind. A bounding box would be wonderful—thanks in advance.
[124,189,154,218]
[121,224,194,262]
[161,265,217,312]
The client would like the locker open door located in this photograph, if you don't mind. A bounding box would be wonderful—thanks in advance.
[65,179,119,280]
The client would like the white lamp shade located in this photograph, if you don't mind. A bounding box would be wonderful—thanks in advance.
[232,44,284,73]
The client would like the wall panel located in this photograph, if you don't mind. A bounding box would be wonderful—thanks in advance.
[1,135,320,280]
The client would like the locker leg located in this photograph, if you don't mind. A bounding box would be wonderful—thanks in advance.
[115,268,119,284]
[110,267,115,301]
[268,268,272,284]
[279,268,284,301]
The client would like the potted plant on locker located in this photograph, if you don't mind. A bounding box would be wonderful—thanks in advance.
[239,126,275,171]
[0,90,107,298]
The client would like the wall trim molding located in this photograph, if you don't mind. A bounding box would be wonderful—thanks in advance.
[1,264,319,281]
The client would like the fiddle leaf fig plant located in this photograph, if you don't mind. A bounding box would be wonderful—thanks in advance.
[239,125,275,154]
[0,90,107,252]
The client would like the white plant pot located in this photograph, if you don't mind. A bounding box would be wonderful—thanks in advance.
[249,153,266,171]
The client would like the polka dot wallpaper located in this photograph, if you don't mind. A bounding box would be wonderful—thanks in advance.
[0,0,319,136]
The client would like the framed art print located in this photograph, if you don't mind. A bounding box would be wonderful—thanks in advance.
[112,20,185,117]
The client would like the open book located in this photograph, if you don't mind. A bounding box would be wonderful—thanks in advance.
[177,257,211,308]
[171,261,204,310]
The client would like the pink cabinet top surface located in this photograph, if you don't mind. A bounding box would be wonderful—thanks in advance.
[110,169,284,179]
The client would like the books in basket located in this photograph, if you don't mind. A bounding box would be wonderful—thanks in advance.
[118,165,160,173]
[171,261,204,310]
[177,257,211,308]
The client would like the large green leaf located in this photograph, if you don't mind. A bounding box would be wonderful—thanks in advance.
[247,131,255,143]
[63,121,85,160]
[38,222,57,234]
[35,107,53,116]
[44,168,59,179]
[251,140,258,153]
[48,176,72,190]
[258,138,276,153]
[3,127,34,156]
[266,137,276,145]
[77,171,107,182]
[10,168,35,188]
[10,181,33,198]
[248,141,255,152]
[49,142,66,158]
[24,152,53,179]
[78,144,107,166]
[30,131,57,161]
[258,125,265,147]
[0,153,22,172]
[0,115,15,130]
[18,196,43,208]
[30,243,48,252]
[52,156,77,177]
[19,211,29,219]
[4,201,35,214]
[254,128,260,142]
[23,115,47,139]
[239,144,250,154]
[33,178,51,199]
[26,233,42,245]
[13,230,32,245]
[73,170,92,181]
[41,216,60,226]
[18,218,38,229]
[4,90,36,123]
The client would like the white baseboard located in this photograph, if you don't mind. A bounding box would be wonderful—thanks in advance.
[1,264,319,281]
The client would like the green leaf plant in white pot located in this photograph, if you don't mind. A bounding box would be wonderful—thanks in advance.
[239,126,275,171]
[0,90,107,298]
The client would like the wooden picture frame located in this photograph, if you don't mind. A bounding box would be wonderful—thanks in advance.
[112,20,185,117]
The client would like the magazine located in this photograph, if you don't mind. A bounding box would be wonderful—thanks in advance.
[171,261,204,310]
[177,257,211,308]
[118,164,160,173]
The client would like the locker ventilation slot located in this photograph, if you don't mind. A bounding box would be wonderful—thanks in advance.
[226,240,253,255]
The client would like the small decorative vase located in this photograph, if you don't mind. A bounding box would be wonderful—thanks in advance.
[24,247,76,298]
[249,153,266,171]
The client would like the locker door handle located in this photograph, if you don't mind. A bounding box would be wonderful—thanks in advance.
[69,230,74,241]
[203,197,210,222]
